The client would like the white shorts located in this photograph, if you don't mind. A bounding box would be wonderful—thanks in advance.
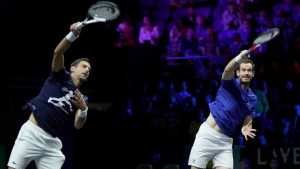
[188,122,233,169]
[7,120,65,169]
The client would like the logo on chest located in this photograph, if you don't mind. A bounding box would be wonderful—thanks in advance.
[48,88,74,114]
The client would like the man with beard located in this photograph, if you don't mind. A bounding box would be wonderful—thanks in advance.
[7,22,91,169]
[188,50,258,169]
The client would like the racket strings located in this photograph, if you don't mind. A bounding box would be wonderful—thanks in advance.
[95,7,116,17]
[89,2,120,20]
[254,29,280,44]
[255,34,271,44]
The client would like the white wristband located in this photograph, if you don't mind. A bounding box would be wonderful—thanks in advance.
[234,54,242,63]
[66,32,79,42]
[241,126,245,133]
[79,107,88,118]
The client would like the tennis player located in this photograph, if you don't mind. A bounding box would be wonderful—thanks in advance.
[7,22,91,169]
[188,50,258,169]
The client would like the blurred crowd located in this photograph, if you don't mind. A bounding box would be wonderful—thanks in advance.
[5,0,300,169]
[108,0,300,168]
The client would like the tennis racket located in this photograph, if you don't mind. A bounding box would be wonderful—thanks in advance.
[247,28,280,54]
[76,1,120,29]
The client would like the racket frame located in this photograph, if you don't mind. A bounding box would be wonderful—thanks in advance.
[76,1,120,29]
[247,28,280,54]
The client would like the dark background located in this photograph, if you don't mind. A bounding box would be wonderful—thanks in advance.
[1,0,144,169]
[2,0,300,169]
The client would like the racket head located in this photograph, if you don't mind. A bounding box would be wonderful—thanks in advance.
[87,1,120,22]
[253,28,280,45]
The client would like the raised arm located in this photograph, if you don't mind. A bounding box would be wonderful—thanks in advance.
[52,22,81,72]
[222,50,249,80]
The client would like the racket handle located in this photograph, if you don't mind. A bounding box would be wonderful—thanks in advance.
[250,44,261,52]
[76,22,85,30]
[246,44,261,55]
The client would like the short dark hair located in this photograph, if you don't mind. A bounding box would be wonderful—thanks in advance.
[70,57,91,68]
[237,59,255,71]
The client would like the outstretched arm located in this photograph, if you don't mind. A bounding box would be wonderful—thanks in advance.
[241,115,256,141]
[52,22,81,72]
[72,89,88,129]
[222,50,249,80]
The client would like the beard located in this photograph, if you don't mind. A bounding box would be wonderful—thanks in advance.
[240,76,251,84]
[79,74,88,82]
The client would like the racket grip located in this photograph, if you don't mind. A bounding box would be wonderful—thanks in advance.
[250,44,261,52]
[76,22,85,30]
[245,44,261,55]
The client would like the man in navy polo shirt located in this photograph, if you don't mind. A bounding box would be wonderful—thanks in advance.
[7,22,91,169]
